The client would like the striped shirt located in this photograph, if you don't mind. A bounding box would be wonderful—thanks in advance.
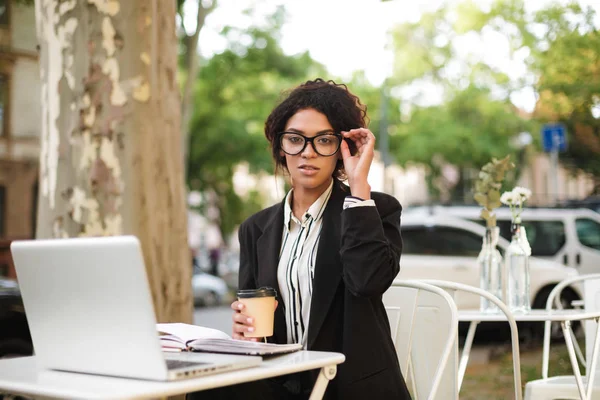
[277,181,375,346]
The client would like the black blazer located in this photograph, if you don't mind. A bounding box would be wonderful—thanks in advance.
[237,180,411,400]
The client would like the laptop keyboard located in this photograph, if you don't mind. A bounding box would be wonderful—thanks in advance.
[165,359,209,370]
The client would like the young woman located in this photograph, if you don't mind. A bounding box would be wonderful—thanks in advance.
[190,79,411,400]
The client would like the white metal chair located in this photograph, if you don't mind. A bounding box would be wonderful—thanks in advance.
[419,279,524,400]
[524,273,600,400]
[383,280,459,400]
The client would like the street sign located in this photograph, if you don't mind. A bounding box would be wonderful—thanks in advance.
[541,123,567,152]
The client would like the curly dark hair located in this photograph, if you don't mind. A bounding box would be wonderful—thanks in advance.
[264,78,369,179]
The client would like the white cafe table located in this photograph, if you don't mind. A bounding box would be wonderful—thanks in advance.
[458,309,600,399]
[0,350,345,400]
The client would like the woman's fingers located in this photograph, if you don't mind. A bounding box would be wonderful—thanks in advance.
[232,328,260,341]
[231,300,244,311]
[232,315,260,342]
[232,310,253,324]
[343,128,369,139]
[341,129,375,192]
[232,311,254,333]
[341,128,374,152]
[231,300,256,337]
[232,332,260,341]
[341,129,375,158]
[341,131,361,155]
[340,138,352,160]
[233,320,255,334]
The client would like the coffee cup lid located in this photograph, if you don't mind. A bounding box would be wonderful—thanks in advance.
[237,287,277,298]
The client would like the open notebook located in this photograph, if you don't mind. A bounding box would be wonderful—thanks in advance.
[157,323,302,356]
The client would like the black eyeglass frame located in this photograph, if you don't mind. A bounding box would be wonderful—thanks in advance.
[278,132,343,157]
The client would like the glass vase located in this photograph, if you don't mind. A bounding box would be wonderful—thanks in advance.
[478,226,503,312]
[506,221,532,313]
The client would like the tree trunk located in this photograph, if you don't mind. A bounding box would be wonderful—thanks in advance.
[34,0,192,323]
[180,1,215,176]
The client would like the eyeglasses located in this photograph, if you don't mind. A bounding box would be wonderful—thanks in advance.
[279,132,342,157]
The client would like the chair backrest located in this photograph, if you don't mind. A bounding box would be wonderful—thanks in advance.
[383,281,459,400]
[421,279,523,400]
[585,277,600,377]
[541,273,600,381]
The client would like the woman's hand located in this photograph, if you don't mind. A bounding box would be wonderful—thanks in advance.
[340,128,375,199]
[231,300,261,341]
[231,299,278,341]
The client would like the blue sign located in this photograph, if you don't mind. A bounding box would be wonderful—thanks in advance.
[541,123,567,152]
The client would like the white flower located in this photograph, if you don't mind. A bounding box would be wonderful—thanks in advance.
[513,186,532,203]
[500,191,517,206]
[501,186,532,223]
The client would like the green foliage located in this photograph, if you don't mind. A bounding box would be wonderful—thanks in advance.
[390,6,452,87]
[182,0,600,236]
[387,0,600,199]
[389,85,531,200]
[454,0,489,34]
[531,12,600,181]
[386,2,528,201]
[344,72,402,144]
[186,10,326,235]
[473,155,515,227]
[468,0,600,181]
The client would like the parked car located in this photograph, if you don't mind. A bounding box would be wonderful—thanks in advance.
[398,213,582,340]
[192,248,240,290]
[405,205,600,276]
[191,271,228,307]
[561,195,600,214]
[0,278,33,358]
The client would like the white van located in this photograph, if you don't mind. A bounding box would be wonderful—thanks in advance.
[405,205,600,275]
[399,212,583,339]
[399,213,581,310]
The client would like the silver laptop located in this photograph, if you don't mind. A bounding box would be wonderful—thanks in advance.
[10,235,262,381]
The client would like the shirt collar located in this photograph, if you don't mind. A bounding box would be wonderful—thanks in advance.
[283,179,334,231]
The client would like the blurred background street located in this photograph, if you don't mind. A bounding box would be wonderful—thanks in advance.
[194,305,232,334]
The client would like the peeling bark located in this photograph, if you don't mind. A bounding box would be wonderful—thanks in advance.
[35,0,192,323]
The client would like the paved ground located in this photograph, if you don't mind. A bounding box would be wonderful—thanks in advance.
[193,305,232,335]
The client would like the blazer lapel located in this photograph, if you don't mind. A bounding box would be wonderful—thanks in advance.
[256,201,287,344]
[307,181,347,348]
